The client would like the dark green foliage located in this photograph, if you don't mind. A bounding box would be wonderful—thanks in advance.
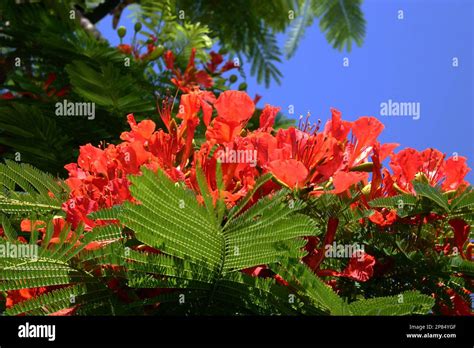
[312,0,365,51]
[0,160,69,217]
[0,1,158,174]
[0,163,437,315]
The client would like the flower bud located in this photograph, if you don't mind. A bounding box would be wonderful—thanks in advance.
[350,162,374,172]
[117,26,127,38]
[134,22,142,32]
[238,82,247,91]
[229,74,237,83]
[154,45,165,57]
[361,183,371,196]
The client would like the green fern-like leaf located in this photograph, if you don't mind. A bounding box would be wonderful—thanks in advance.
[284,0,312,59]
[273,259,345,315]
[271,253,435,315]
[118,167,317,314]
[450,256,474,277]
[3,284,110,316]
[369,194,418,209]
[249,27,283,86]
[348,291,435,315]
[413,182,450,211]
[450,187,474,211]
[0,160,68,216]
[313,0,365,52]
[65,61,154,115]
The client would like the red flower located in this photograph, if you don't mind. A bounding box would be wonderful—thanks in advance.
[117,44,132,55]
[323,108,351,142]
[62,196,98,230]
[448,218,470,258]
[341,252,376,282]
[178,90,215,127]
[20,219,46,233]
[369,209,398,227]
[6,287,48,309]
[317,252,376,283]
[77,144,108,176]
[164,48,214,92]
[205,117,243,144]
[56,88,472,303]
[273,127,340,185]
[303,217,339,271]
[331,171,368,194]
[206,91,255,143]
[213,90,255,124]
[189,140,258,207]
[267,159,308,189]
[347,116,384,168]
[163,50,174,70]
[389,148,470,193]
[20,217,70,245]
[4,82,472,316]
[42,73,70,98]
[0,92,15,99]
[206,51,237,74]
[259,104,280,131]
[439,288,472,316]
[120,114,156,143]
[206,51,223,72]
[443,157,470,191]
[366,142,399,200]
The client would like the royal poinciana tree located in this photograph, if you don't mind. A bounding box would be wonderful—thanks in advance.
[0,88,472,315]
[0,1,472,316]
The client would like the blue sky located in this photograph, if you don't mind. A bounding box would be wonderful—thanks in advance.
[98,0,473,182]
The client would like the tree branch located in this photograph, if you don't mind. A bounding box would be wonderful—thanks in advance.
[80,0,121,24]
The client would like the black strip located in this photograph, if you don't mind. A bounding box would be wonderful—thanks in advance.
[0,315,472,346]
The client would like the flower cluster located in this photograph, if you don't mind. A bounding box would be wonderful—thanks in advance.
[118,34,165,61]
[163,49,237,93]
[117,33,238,94]
[6,88,472,315]
[62,90,403,224]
